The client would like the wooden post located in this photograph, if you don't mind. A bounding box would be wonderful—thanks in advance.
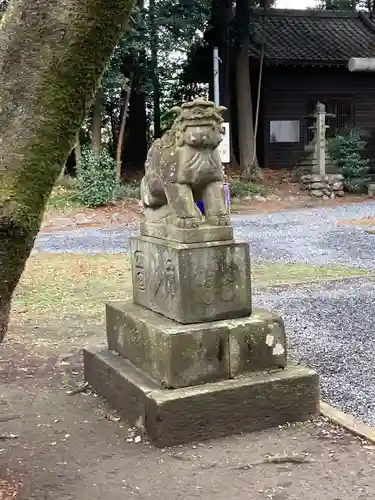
[316,102,326,176]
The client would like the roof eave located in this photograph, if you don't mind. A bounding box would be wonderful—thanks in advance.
[250,57,349,67]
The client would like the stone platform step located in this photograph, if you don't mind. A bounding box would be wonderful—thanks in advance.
[84,346,319,448]
[106,302,288,389]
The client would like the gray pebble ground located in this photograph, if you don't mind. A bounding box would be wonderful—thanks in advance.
[35,200,375,425]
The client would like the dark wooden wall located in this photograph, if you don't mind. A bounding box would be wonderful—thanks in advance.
[256,65,375,169]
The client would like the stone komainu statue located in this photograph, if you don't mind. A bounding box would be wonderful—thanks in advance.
[141,99,230,229]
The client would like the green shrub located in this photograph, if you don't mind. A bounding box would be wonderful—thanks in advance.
[328,129,370,192]
[76,148,118,207]
[229,178,266,199]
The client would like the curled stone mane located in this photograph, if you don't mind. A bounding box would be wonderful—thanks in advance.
[159,122,179,150]
[160,99,226,149]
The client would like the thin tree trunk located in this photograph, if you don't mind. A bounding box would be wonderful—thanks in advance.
[252,46,264,171]
[228,46,240,170]
[75,131,82,171]
[0,0,135,342]
[236,40,259,179]
[110,106,119,152]
[116,79,132,182]
[149,0,161,138]
[211,0,233,113]
[125,86,148,168]
[235,0,261,180]
[92,87,103,159]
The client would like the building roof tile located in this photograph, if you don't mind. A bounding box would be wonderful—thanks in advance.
[249,9,375,65]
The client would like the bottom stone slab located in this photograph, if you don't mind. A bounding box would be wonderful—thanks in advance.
[83,346,320,448]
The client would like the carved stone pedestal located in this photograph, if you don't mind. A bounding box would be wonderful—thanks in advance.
[130,235,251,324]
[83,99,319,447]
[84,234,319,446]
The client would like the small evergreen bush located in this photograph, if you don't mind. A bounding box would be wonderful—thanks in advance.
[76,148,118,207]
[229,178,266,199]
[328,129,370,192]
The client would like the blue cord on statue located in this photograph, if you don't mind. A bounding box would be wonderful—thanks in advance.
[196,199,205,215]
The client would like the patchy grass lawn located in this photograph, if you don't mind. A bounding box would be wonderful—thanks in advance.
[12,254,132,325]
[11,254,371,335]
[254,262,370,286]
[46,186,83,213]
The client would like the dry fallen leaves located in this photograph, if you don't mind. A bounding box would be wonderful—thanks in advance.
[0,479,21,500]
[105,413,121,423]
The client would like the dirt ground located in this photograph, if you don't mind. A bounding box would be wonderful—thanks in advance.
[1,319,375,500]
[41,169,369,233]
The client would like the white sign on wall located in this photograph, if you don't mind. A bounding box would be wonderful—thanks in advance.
[218,122,230,164]
[270,120,300,143]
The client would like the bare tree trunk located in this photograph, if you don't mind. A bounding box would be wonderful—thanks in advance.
[116,79,132,182]
[110,105,119,152]
[92,87,103,159]
[149,0,161,138]
[75,130,82,171]
[236,44,264,181]
[0,0,135,342]
[235,0,262,180]
[125,53,148,169]
[227,48,240,170]
[236,40,258,178]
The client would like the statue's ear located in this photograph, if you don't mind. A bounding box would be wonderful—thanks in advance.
[169,106,181,116]
[216,105,227,115]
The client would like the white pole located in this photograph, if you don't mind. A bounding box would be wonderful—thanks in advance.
[213,47,231,213]
[213,47,220,106]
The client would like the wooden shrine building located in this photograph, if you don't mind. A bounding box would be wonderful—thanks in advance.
[185,9,375,169]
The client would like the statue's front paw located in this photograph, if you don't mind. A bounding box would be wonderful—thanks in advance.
[176,217,199,229]
[218,215,231,226]
[206,215,231,226]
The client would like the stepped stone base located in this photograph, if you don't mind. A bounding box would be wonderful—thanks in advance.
[106,301,287,389]
[83,346,320,448]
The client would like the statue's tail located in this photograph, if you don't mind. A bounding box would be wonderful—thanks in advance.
[141,172,167,208]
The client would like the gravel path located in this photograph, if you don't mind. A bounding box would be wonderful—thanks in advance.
[253,276,375,427]
[235,200,375,269]
[35,200,375,268]
[33,200,375,425]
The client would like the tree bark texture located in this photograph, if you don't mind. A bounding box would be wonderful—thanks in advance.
[149,0,161,139]
[123,88,147,170]
[234,0,260,179]
[75,130,82,171]
[235,39,259,176]
[0,0,135,342]
[116,80,131,181]
[92,87,103,158]
[211,0,233,118]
